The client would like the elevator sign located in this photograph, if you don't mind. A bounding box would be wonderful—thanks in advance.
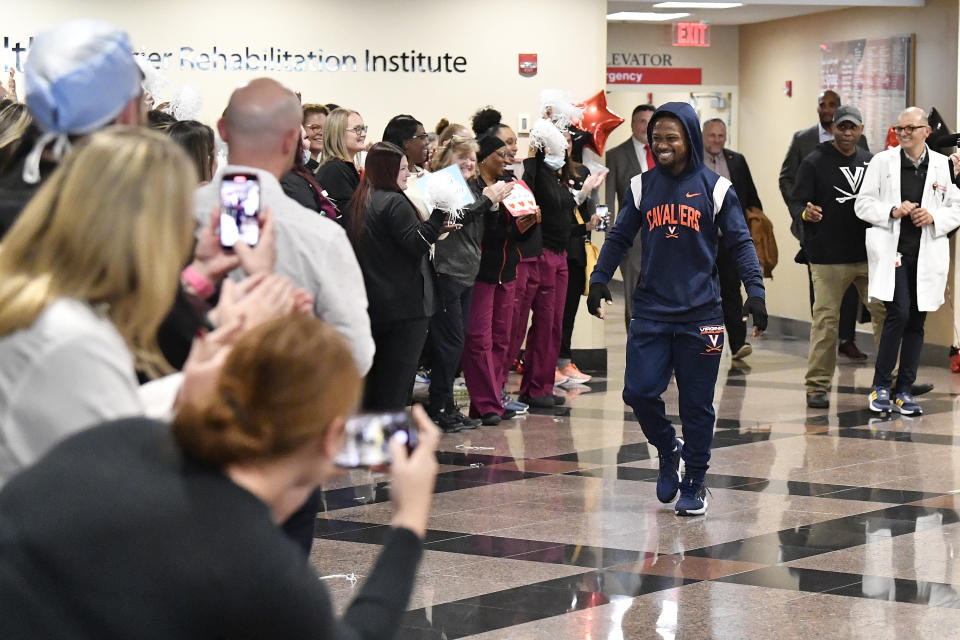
[673,22,710,48]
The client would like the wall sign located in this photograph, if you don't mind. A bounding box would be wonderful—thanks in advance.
[606,67,702,85]
[1,36,468,73]
[673,23,710,48]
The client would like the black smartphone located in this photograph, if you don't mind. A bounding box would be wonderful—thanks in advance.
[334,411,418,468]
[219,173,260,248]
[595,204,609,232]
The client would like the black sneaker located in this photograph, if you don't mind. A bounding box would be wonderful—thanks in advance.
[553,394,565,405]
[480,413,501,426]
[431,409,465,433]
[501,409,517,420]
[519,394,555,409]
[449,407,480,429]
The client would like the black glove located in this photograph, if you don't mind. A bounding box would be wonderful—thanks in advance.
[742,296,768,331]
[587,282,612,317]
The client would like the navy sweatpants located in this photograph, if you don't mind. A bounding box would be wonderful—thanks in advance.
[623,316,723,471]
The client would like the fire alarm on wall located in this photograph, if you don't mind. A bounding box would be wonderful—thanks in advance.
[784,80,792,97]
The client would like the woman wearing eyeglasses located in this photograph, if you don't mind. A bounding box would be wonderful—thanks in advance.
[383,114,433,220]
[316,108,367,227]
[301,103,328,171]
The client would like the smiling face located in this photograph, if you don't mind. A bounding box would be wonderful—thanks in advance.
[894,108,931,158]
[482,147,509,177]
[345,112,367,155]
[496,126,518,163]
[397,155,410,190]
[455,150,477,180]
[303,112,326,155]
[702,121,726,156]
[404,123,429,167]
[651,116,689,176]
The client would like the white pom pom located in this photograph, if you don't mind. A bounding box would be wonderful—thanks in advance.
[539,89,584,130]
[425,172,465,217]
[529,118,568,155]
[169,85,204,121]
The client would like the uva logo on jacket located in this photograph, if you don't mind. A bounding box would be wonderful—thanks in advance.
[834,163,868,203]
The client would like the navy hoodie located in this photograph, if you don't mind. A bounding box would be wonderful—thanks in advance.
[590,102,764,322]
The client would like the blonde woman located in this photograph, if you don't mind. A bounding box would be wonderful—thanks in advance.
[315,107,367,224]
[0,127,291,481]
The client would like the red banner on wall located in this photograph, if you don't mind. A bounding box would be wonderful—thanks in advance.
[606,67,702,85]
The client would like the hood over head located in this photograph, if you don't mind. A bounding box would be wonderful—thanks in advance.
[646,101,704,177]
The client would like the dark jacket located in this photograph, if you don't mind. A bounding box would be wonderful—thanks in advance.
[280,169,339,220]
[315,158,360,226]
[354,189,443,324]
[475,176,528,285]
[719,148,763,212]
[431,181,493,286]
[0,418,422,639]
[591,102,764,322]
[779,124,869,237]
[0,155,55,241]
[523,153,577,254]
[792,141,873,264]
[565,164,596,267]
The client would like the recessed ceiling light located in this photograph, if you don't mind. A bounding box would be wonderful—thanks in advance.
[606,11,691,21]
[654,2,744,8]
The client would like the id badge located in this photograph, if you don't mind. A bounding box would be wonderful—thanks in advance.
[895,252,902,268]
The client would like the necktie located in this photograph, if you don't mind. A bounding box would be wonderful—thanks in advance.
[645,144,655,172]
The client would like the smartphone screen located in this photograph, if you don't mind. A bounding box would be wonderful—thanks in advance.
[219,173,260,248]
[334,411,418,468]
[595,204,609,232]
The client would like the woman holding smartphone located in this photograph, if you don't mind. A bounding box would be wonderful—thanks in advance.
[0,127,294,484]
[0,314,442,638]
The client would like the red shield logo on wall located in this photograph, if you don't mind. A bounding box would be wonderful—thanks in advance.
[519,53,537,76]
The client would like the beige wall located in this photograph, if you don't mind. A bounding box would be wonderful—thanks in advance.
[739,0,959,346]
[4,0,606,152]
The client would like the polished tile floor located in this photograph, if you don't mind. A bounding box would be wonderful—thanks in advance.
[311,317,960,639]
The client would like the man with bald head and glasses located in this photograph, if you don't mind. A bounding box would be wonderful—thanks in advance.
[855,107,960,416]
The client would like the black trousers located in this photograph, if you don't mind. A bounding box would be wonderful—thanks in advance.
[364,317,431,411]
[428,275,473,408]
[807,267,860,342]
[560,259,586,361]
[716,244,746,352]
[873,254,926,393]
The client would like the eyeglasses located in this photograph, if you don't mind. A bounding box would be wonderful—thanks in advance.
[409,133,429,141]
[305,124,323,132]
[893,125,928,135]
[347,125,368,136]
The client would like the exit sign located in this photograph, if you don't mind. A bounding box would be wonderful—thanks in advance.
[673,22,710,47]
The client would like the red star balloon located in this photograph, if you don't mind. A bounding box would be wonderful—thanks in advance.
[575,91,625,156]
[885,125,899,150]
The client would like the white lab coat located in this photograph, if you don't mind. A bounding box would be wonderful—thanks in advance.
[854,145,960,311]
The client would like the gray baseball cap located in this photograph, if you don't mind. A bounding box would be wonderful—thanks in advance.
[834,105,863,126]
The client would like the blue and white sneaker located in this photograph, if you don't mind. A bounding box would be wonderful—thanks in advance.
[501,390,529,415]
[656,437,684,503]
[893,392,922,416]
[869,386,891,413]
[675,474,708,516]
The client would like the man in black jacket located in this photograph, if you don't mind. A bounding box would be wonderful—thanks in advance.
[791,105,886,408]
[703,118,762,360]
[779,90,871,361]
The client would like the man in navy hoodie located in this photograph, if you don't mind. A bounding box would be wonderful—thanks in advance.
[587,103,766,516]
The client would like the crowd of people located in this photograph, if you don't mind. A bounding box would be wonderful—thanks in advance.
[1,15,960,637]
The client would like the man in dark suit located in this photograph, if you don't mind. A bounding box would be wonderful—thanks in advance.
[604,104,656,329]
[779,90,871,361]
[703,118,763,360]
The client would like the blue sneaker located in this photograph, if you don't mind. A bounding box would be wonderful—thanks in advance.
[675,474,708,516]
[501,390,529,415]
[656,437,683,503]
[893,392,922,416]
[869,386,891,413]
